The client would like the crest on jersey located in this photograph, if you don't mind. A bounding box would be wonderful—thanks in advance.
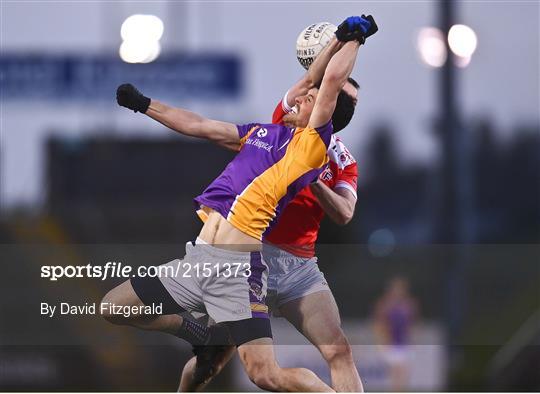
[339,152,353,163]
[257,127,268,138]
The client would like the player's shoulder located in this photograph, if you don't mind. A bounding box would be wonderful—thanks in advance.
[263,122,292,133]
[328,135,357,168]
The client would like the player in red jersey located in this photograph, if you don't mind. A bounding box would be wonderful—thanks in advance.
[178,30,372,392]
[267,77,359,257]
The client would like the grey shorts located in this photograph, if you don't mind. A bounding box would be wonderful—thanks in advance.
[263,244,330,314]
[149,239,269,323]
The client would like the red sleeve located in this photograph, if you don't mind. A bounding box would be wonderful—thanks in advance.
[272,100,286,125]
[334,162,358,199]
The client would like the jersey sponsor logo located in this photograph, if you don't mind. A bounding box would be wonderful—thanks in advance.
[244,137,273,152]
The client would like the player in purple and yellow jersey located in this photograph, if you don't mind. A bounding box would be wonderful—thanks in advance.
[175,39,369,392]
[102,15,375,392]
[174,20,377,392]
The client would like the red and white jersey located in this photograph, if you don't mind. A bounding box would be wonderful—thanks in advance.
[265,93,358,258]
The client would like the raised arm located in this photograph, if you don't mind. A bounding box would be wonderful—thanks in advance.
[285,15,377,116]
[284,37,344,108]
[308,40,360,129]
[116,84,241,151]
[309,15,377,129]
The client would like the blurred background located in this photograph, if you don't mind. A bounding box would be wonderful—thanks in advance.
[0,0,538,392]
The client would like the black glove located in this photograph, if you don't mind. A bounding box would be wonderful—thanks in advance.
[361,14,379,40]
[116,83,151,113]
[335,15,375,44]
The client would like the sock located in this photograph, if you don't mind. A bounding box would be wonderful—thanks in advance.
[176,312,210,345]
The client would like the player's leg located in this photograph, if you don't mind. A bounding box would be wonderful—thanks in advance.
[237,337,334,392]
[265,250,363,392]
[279,290,363,392]
[100,277,183,334]
[178,326,335,392]
[101,250,218,345]
[199,246,333,392]
[177,279,282,391]
[178,345,235,392]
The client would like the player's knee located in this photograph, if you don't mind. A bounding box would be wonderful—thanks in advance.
[99,290,120,323]
[100,281,138,324]
[245,359,281,391]
[249,369,281,391]
[320,333,354,364]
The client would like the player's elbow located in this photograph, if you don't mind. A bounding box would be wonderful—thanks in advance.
[322,69,343,86]
[334,207,354,226]
[341,213,354,225]
[322,68,349,95]
[302,73,316,89]
[334,213,352,226]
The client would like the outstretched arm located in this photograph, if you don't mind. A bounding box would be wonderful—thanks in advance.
[145,100,240,151]
[284,37,344,108]
[116,84,240,151]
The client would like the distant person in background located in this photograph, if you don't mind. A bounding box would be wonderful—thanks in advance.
[374,276,419,391]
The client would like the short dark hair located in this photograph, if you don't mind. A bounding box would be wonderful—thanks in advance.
[331,89,356,133]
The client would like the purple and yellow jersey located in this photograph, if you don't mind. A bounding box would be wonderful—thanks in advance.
[194,121,333,240]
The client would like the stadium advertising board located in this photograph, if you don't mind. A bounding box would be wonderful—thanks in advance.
[0,54,242,101]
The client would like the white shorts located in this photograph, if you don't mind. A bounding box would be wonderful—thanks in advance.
[132,239,269,324]
[262,243,330,314]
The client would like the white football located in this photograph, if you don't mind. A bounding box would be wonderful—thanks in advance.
[296,22,337,70]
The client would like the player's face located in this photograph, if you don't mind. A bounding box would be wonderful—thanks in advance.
[343,81,359,106]
[294,88,318,127]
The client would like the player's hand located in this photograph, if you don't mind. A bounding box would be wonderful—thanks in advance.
[116,83,151,113]
[335,16,373,44]
[361,14,379,40]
